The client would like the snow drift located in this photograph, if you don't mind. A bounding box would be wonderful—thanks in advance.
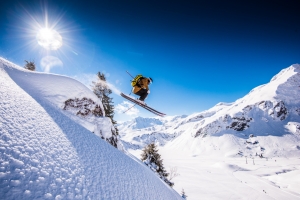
[0,57,181,199]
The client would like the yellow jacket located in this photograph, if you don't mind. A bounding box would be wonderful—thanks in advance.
[133,78,150,94]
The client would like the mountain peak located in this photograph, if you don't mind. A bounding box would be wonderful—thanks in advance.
[270,63,300,82]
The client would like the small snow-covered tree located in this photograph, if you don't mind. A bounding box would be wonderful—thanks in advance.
[24,60,36,71]
[181,189,188,199]
[141,143,174,187]
[92,71,119,147]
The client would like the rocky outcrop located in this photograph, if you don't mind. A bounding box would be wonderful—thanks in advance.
[273,101,288,120]
[227,116,252,131]
[258,100,288,121]
[64,98,122,149]
[64,97,103,117]
[194,100,289,138]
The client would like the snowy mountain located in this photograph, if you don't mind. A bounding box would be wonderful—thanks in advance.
[119,64,300,157]
[0,57,182,199]
[118,64,300,199]
[119,115,188,149]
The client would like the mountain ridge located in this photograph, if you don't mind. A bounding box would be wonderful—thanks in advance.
[119,64,300,158]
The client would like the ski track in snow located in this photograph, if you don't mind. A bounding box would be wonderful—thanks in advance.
[0,59,182,200]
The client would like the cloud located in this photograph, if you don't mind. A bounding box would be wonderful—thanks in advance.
[40,56,63,72]
[115,101,139,116]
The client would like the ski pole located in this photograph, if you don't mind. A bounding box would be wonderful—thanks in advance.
[126,71,134,95]
[123,103,136,114]
[126,70,134,78]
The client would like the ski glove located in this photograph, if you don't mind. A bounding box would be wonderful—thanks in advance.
[147,90,150,94]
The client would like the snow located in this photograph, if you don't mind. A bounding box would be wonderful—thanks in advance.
[2,56,299,200]
[0,57,181,199]
[119,64,300,199]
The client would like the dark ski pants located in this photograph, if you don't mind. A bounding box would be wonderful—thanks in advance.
[134,88,148,101]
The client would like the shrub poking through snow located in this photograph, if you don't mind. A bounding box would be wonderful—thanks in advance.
[169,166,180,181]
[141,143,174,187]
[24,60,36,71]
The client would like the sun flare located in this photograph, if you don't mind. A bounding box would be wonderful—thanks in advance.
[36,28,62,50]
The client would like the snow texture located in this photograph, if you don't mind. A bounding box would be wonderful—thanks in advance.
[0,57,181,199]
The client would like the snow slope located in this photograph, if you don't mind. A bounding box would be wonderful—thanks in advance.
[119,64,300,199]
[0,57,181,199]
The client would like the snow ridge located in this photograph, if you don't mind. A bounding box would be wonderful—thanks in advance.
[0,58,182,199]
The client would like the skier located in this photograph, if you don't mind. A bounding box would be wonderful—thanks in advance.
[132,76,153,104]
[121,73,164,116]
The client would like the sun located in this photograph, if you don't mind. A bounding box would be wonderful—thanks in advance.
[36,28,63,50]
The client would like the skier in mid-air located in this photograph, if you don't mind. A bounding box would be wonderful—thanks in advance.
[120,73,164,116]
[131,75,153,104]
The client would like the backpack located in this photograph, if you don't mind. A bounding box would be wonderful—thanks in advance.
[131,74,143,87]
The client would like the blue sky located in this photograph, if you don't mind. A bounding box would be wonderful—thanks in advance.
[0,0,299,122]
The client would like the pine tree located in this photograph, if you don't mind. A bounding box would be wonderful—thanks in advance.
[24,60,36,71]
[92,71,119,147]
[141,143,173,187]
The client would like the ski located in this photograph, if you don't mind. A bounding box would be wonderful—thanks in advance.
[120,93,165,116]
[120,93,166,117]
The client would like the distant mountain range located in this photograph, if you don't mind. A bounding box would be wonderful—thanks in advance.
[119,64,300,158]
